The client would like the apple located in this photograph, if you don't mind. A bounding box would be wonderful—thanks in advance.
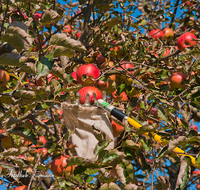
[55,109,63,119]
[97,79,115,95]
[190,125,198,131]
[170,72,186,89]
[38,136,47,145]
[77,32,81,39]
[118,61,134,81]
[100,61,114,69]
[46,73,58,82]
[177,32,197,51]
[111,91,123,101]
[33,12,42,21]
[150,108,157,116]
[120,91,128,102]
[110,119,124,137]
[164,28,174,41]
[196,170,200,175]
[51,155,75,177]
[182,0,193,6]
[97,53,105,65]
[71,72,77,80]
[76,63,100,86]
[78,86,102,105]
[63,25,71,33]
[197,184,200,190]
[162,48,170,57]
[149,29,165,41]
[0,70,10,87]
[14,185,31,190]
[36,78,44,86]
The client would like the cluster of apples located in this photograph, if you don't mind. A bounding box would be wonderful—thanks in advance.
[149,27,197,90]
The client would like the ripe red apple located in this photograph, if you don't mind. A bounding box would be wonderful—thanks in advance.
[197,184,200,190]
[97,54,105,64]
[162,48,170,57]
[190,125,198,131]
[51,155,75,177]
[36,78,44,86]
[164,28,174,41]
[63,25,71,33]
[38,136,47,145]
[33,12,42,21]
[149,29,165,41]
[196,170,200,175]
[78,86,102,105]
[76,63,100,86]
[110,119,124,137]
[111,91,123,101]
[77,32,81,39]
[0,70,10,87]
[14,185,31,190]
[170,72,186,89]
[182,0,193,6]
[120,91,128,102]
[117,61,134,84]
[150,108,157,116]
[177,32,197,51]
[71,71,77,80]
[46,73,58,82]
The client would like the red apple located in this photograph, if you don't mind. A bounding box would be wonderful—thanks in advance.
[150,108,157,116]
[110,119,124,137]
[149,29,165,41]
[0,70,10,87]
[164,28,174,41]
[170,72,186,89]
[111,91,123,101]
[36,78,44,86]
[120,91,128,102]
[177,32,197,51]
[162,48,170,57]
[77,32,81,39]
[196,170,200,175]
[13,185,31,190]
[38,136,47,145]
[78,86,102,105]
[190,125,198,132]
[51,155,75,177]
[76,63,100,86]
[46,73,58,82]
[197,184,200,190]
[71,72,77,80]
[63,25,71,33]
[33,12,42,21]
[97,54,105,64]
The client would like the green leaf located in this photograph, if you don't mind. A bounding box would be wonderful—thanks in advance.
[51,46,75,57]
[157,145,168,159]
[122,140,140,149]
[94,140,110,156]
[50,33,86,51]
[37,56,54,79]
[1,33,24,52]
[180,162,189,190]
[104,17,122,27]
[40,10,61,26]
[138,19,148,26]
[117,83,126,94]
[195,153,200,165]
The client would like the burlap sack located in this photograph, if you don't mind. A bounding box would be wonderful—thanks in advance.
[61,102,114,161]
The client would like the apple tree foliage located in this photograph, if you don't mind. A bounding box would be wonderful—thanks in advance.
[0,0,200,189]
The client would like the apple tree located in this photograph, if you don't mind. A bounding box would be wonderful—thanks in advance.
[0,0,200,189]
